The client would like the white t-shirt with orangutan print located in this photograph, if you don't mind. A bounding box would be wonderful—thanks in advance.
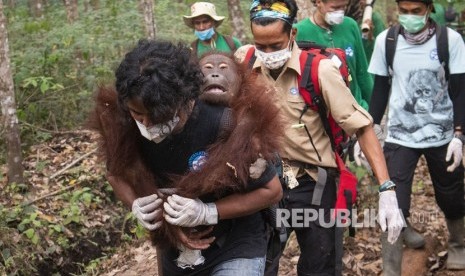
[368,27,465,148]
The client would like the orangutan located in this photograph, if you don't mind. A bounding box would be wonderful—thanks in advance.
[87,51,283,252]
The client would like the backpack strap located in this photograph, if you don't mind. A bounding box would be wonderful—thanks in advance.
[299,50,336,152]
[311,167,328,206]
[191,39,199,56]
[385,24,400,78]
[223,35,237,53]
[296,40,326,51]
[386,24,449,81]
[299,54,330,206]
[436,25,449,81]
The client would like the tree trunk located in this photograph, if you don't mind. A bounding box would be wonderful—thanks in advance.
[296,0,314,21]
[6,0,16,9]
[63,0,78,23]
[90,0,99,10]
[0,1,24,185]
[139,0,156,39]
[30,0,44,18]
[84,0,99,12]
[71,0,78,20]
[227,0,246,43]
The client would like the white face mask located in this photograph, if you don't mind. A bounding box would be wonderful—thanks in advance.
[135,113,180,143]
[255,40,292,70]
[325,10,345,25]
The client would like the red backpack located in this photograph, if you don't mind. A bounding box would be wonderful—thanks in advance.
[244,42,357,234]
[244,41,350,156]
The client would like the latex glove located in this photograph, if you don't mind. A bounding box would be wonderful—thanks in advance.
[378,191,405,244]
[353,141,371,171]
[132,194,163,231]
[164,195,218,227]
[445,137,463,172]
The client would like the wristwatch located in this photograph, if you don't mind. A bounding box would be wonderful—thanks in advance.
[453,132,465,145]
[379,180,396,193]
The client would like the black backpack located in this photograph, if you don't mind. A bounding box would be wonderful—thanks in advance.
[385,24,449,81]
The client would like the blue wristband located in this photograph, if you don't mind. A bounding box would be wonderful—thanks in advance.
[379,180,396,193]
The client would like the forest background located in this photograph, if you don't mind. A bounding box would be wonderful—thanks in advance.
[1,0,465,275]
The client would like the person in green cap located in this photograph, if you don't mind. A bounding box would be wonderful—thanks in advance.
[183,2,242,57]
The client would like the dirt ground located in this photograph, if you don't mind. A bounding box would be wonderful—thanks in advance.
[98,157,465,276]
[6,132,464,276]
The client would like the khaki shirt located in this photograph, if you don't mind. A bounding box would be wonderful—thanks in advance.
[235,43,373,178]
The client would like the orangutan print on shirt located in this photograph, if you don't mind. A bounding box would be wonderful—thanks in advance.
[368,28,465,148]
[388,68,453,144]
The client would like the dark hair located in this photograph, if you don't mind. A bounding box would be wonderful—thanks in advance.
[250,0,298,33]
[115,39,203,122]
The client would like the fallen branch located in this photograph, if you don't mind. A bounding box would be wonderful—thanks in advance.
[21,148,99,206]
[48,148,97,180]
[21,121,95,135]
[22,183,80,206]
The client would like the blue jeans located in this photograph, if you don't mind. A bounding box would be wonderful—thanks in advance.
[210,256,266,276]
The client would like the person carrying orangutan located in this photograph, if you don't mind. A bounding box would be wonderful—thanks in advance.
[88,39,284,275]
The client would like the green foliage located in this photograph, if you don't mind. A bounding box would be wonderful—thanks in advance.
[0,177,136,275]
[1,0,253,273]
[6,1,145,146]
[128,213,147,239]
[1,0,254,163]
[412,179,425,194]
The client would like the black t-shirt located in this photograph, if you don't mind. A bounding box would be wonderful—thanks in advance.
[139,100,277,275]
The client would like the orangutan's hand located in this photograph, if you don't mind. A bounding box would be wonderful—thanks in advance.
[175,226,215,250]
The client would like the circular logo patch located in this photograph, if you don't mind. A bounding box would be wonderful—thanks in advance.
[430,49,439,60]
[188,151,208,172]
[290,87,299,95]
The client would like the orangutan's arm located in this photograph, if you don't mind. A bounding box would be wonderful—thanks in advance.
[215,175,282,220]
[106,171,137,209]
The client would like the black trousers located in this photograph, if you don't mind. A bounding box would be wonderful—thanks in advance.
[384,142,465,220]
[264,172,340,276]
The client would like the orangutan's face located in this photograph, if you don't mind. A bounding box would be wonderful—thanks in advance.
[199,54,240,106]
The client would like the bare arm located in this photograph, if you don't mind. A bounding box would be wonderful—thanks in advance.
[356,125,390,184]
[215,175,283,220]
[105,172,137,208]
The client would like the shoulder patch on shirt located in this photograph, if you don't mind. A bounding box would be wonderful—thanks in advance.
[430,48,439,61]
[188,151,208,172]
[290,87,299,95]
[345,46,354,58]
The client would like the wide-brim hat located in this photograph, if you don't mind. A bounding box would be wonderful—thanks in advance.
[396,0,436,12]
[183,2,225,29]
